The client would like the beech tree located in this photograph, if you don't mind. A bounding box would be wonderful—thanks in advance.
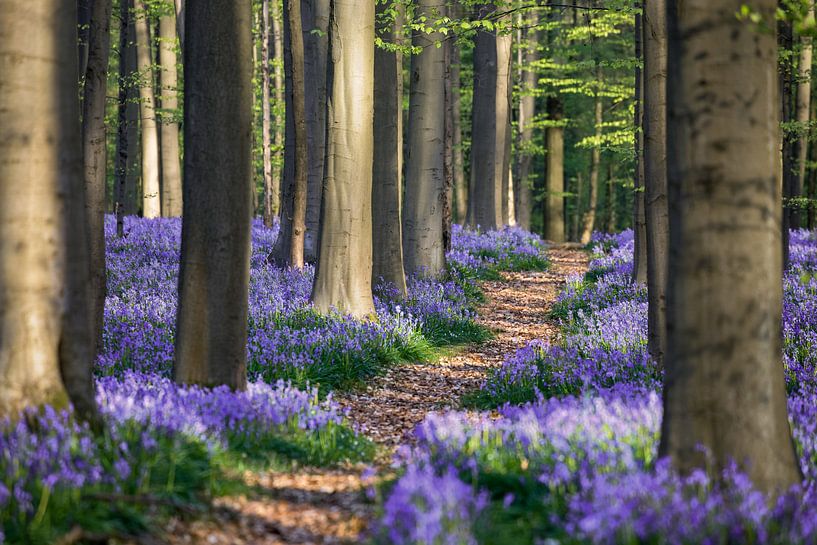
[660,0,802,494]
[0,0,96,419]
[467,4,511,230]
[515,16,539,231]
[174,0,253,389]
[135,0,161,218]
[631,10,648,284]
[158,5,183,217]
[81,0,113,353]
[404,0,447,276]
[643,0,668,365]
[311,0,376,317]
[372,1,408,296]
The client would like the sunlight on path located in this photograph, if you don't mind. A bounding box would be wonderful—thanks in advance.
[155,247,588,545]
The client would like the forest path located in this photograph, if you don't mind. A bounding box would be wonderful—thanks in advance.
[158,247,588,545]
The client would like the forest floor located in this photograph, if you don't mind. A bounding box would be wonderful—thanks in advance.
[146,247,588,545]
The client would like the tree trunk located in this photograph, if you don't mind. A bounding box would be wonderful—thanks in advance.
[501,34,513,226]
[287,0,308,269]
[311,0,375,317]
[452,28,466,224]
[780,16,794,268]
[372,2,408,296]
[444,27,455,250]
[0,1,96,418]
[174,0,184,48]
[115,0,131,237]
[81,0,112,359]
[466,3,506,230]
[794,2,813,229]
[515,18,538,231]
[159,9,182,217]
[174,0,253,390]
[546,96,565,242]
[643,0,669,366]
[271,0,284,219]
[125,8,140,216]
[78,0,92,81]
[632,10,648,284]
[571,171,582,241]
[404,0,446,276]
[262,0,275,227]
[303,0,330,262]
[660,0,802,494]
[580,84,602,244]
[606,163,616,232]
[135,1,161,218]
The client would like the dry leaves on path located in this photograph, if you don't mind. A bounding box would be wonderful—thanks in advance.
[152,247,589,545]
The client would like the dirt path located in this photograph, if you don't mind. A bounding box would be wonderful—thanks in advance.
[157,247,588,545]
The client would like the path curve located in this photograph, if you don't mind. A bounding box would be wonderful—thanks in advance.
[158,247,588,545]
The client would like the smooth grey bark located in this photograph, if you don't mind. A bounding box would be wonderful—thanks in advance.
[302,0,330,262]
[545,96,565,242]
[115,0,131,237]
[174,0,184,48]
[794,3,813,229]
[125,9,140,215]
[78,0,91,80]
[452,40,466,224]
[158,10,182,217]
[174,0,253,390]
[643,0,668,366]
[444,27,455,250]
[372,2,408,296]
[466,3,509,230]
[271,0,284,219]
[514,19,538,231]
[311,0,376,317]
[606,163,616,231]
[287,0,308,269]
[262,0,274,227]
[781,17,794,266]
[660,0,802,494]
[632,10,648,284]
[135,1,161,218]
[404,0,446,276]
[0,1,96,418]
[81,0,112,357]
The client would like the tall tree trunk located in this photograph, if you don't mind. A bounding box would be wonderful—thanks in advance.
[0,0,97,419]
[780,16,794,268]
[81,0,112,358]
[174,0,184,48]
[174,0,253,390]
[466,3,506,230]
[606,163,616,232]
[444,26,455,250]
[643,0,669,366]
[262,0,275,227]
[372,2,408,295]
[580,83,602,244]
[125,8,140,215]
[451,21,466,224]
[501,35,513,226]
[660,0,802,494]
[632,10,648,283]
[271,0,285,219]
[135,1,161,218]
[116,0,131,237]
[404,0,446,276]
[311,0,375,317]
[515,18,538,231]
[159,9,182,217]
[287,0,308,269]
[303,0,330,262]
[794,2,814,229]
[78,0,92,81]
[571,171,582,241]
[546,96,565,241]
[810,86,817,229]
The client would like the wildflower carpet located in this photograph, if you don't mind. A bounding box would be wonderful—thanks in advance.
[152,247,588,544]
